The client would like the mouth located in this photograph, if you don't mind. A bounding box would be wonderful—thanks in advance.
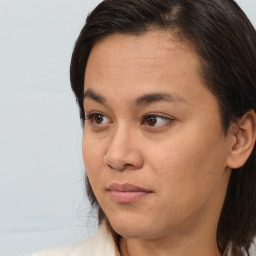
[107,183,153,204]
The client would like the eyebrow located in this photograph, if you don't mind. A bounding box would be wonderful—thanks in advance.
[133,92,187,106]
[84,89,106,104]
[83,89,187,106]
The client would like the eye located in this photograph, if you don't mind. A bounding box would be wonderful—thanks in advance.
[143,113,174,128]
[85,112,110,126]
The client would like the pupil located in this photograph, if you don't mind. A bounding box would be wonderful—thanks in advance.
[95,114,103,124]
[147,116,157,126]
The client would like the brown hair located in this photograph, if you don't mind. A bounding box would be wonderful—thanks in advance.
[70,0,256,255]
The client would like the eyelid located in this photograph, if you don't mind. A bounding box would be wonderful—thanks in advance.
[85,111,101,119]
[143,112,175,120]
[143,112,174,118]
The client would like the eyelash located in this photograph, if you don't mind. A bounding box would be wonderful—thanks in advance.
[85,111,175,128]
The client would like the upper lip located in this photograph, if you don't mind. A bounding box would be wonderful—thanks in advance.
[107,183,152,193]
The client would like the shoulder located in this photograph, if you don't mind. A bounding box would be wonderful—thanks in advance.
[24,220,120,256]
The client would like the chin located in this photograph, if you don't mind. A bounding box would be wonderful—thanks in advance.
[107,214,155,239]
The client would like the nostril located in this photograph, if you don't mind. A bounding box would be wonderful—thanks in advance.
[107,164,115,170]
[124,163,134,169]
[107,163,134,171]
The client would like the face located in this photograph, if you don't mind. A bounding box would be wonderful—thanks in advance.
[82,31,233,240]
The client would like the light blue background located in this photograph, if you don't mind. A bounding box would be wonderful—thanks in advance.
[0,1,255,255]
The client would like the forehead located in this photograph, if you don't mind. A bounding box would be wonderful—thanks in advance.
[84,31,217,110]
[85,31,198,78]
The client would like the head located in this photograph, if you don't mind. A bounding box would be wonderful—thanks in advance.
[70,0,256,255]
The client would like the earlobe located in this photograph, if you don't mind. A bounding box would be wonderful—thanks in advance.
[226,110,256,169]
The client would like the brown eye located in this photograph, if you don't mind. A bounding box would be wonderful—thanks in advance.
[143,114,174,128]
[145,115,157,126]
[86,112,110,126]
[93,113,104,124]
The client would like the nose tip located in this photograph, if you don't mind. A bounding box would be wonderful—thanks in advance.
[104,151,143,171]
[103,136,144,171]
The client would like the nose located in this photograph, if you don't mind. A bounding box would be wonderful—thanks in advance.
[103,126,144,171]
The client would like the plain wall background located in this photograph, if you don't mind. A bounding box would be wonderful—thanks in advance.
[0,1,255,255]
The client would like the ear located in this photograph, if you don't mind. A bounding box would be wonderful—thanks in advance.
[226,110,256,169]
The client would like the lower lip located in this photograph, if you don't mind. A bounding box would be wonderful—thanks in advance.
[108,190,152,204]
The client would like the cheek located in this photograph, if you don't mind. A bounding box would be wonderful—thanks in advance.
[82,132,105,178]
[82,133,108,206]
[146,122,228,198]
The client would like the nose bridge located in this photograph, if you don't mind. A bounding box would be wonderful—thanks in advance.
[104,122,143,170]
[111,122,132,149]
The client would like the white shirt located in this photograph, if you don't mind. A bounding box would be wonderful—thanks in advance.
[25,221,120,256]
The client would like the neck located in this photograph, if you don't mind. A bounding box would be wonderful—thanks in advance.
[119,233,222,256]
[120,238,221,256]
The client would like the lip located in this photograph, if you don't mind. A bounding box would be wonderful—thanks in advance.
[107,183,153,204]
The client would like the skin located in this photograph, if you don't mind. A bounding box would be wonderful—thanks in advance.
[82,31,236,256]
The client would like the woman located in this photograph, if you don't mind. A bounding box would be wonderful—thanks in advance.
[28,0,256,255]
